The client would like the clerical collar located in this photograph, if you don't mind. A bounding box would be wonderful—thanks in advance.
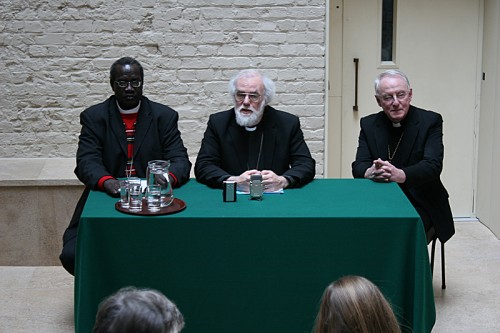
[245,126,258,132]
[117,101,141,114]
[392,122,401,128]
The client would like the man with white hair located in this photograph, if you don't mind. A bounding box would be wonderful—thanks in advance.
[195,69,315,193]
[352,69,454,243]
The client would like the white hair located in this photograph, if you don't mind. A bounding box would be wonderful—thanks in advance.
[228,69,275,105]
[374,69,411,95]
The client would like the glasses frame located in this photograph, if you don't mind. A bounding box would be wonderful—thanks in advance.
[379,90,409,103]
[114,80,142,88]
[235,92,262,103]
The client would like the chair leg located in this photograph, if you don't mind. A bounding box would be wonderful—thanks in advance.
[430,238,437,275]
[441,241,446,289]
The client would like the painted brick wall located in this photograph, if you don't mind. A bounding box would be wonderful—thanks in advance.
[0,0,326,175]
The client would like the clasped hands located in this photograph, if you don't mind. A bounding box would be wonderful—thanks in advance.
[364,158,406,184]
[226,169,288,193]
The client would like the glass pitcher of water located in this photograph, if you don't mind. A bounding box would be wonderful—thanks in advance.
[146,160,173,207]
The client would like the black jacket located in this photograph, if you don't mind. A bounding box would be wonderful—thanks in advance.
[195,106,315,188]
[352,105,455,242]
[66,96,191,232]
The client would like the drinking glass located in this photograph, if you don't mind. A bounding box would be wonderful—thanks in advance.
[128,183,143,212]
[128,176,141,187]
[119,179,129,208]
[145,185,161,212]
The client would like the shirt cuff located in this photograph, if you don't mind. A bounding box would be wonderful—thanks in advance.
[98,175,115,190]
[284,176,296,188]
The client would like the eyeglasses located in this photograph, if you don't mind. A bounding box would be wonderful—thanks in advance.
[379,91,409,103]
[235,92,262,103]
[115,80,142,88]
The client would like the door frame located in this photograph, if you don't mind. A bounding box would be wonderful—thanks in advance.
[325,0,482,219]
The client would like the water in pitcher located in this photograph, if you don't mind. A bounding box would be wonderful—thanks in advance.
[146,160,174,207]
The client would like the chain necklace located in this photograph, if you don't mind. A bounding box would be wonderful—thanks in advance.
[246,132,264,170]
[255,132,263,169]
[388,131,404,162]
[124,120,137,178]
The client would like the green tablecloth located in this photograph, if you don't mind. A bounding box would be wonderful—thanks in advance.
[75,178,435,333]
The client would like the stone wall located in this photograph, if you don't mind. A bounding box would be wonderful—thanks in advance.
[0,158,83,265]
[0,0,326,175]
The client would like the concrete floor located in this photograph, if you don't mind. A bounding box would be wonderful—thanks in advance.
[0,221,498,333]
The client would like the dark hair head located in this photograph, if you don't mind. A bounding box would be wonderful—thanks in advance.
[109,57,144,85]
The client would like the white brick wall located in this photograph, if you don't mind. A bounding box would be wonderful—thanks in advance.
[0,0,326,175]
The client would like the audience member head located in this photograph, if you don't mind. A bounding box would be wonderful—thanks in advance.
[93,287,185,333]
[313,275,401,333]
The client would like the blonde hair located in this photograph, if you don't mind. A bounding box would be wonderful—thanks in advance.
[313,276,401,333]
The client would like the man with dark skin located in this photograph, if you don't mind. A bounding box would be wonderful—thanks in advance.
[59,57,191,275]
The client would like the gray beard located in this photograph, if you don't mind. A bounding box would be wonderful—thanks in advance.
[235,103,265,127]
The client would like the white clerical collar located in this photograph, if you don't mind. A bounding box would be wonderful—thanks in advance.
[117,101,141,114]
[392,122,401,128]
[245,126,257,132]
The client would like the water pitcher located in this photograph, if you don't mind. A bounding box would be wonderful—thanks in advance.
[146,160,174,207]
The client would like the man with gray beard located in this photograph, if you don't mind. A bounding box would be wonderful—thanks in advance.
[195,69,315,193]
